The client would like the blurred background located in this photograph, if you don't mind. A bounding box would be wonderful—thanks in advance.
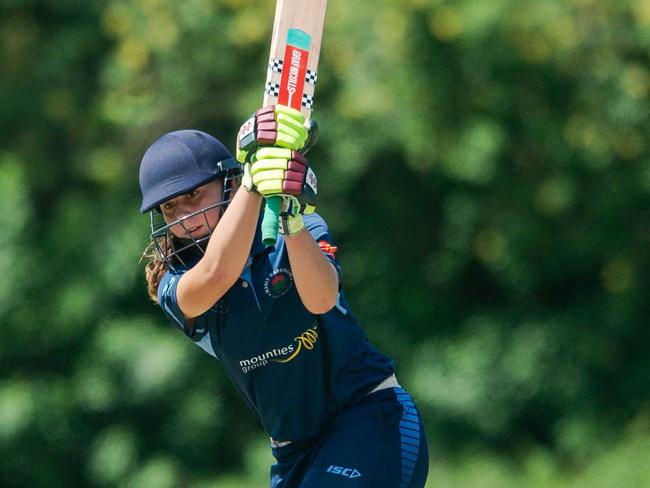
[1,0,649,486]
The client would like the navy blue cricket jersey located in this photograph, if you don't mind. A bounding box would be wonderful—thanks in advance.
[157,213,395,442]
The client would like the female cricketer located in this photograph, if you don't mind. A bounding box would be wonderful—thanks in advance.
[139,105,429,487]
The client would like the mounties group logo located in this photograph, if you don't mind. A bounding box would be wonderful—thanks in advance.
[264,268,293,298]
[239,325,319,374]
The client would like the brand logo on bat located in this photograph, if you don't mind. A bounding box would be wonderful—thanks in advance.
[279,43,309,110]
[287,49,302,97]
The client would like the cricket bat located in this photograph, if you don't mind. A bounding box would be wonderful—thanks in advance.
[260,0,328,245]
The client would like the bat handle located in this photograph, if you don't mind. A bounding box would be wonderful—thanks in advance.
[262,196,281,246]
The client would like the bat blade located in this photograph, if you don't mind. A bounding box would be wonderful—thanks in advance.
[260,0,328,246]
[263,0,328,119]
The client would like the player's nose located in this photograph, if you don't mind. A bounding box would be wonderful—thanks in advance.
[176,201,201,219]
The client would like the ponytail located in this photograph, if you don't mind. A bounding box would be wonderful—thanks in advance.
[140,240,170,303]
[141,230,210,303]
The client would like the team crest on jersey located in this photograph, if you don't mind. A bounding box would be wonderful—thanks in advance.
[264,268,293,298]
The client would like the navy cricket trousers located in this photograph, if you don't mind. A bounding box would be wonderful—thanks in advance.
[270,387,429,487]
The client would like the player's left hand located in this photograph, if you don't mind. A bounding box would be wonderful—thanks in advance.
[237,105,310,163]
[250,147,318,205]
[278,195,315,237]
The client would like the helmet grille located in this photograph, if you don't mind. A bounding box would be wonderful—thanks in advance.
[148,170,240,271]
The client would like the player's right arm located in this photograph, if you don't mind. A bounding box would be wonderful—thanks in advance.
[176,106,306,320]
[176,187,263,320]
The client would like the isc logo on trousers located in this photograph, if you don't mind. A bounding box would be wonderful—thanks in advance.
[327,465,362,479]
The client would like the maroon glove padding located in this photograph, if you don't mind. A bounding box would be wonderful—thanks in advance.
[283,152,309,195]
[255,106,277,145]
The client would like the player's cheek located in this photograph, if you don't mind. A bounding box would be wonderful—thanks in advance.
[204,206,222,230]
[168,222,185,237]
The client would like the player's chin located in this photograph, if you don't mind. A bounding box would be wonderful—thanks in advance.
[186,232,210,240]
[173,225,210,240]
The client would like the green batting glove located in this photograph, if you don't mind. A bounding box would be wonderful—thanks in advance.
[237,105,309,163]
[275,105,308,149]
[250,147,317,205]
[240,162,255,192]
[278,196,316,237]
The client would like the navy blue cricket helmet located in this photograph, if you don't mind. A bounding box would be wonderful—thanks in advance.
[139,130,239,213]
[140,129,242,271]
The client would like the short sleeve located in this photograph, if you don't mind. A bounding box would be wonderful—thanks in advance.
[303,213,343,284]
[157,269,192,335]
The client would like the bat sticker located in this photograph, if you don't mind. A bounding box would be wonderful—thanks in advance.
[278,29,311,110]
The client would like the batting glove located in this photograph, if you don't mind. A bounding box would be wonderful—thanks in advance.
[239,162,255,192]
[279,195,316,237]
[237,105,316,163]
[250,147,317,204]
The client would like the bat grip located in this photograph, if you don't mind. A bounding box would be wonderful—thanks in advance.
[262,196,281,246]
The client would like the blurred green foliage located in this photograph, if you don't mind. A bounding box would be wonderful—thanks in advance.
[1,0,649,486]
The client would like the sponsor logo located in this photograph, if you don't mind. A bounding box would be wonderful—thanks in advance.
[272,327,318,363]
[239,325,319,374]
[287,49,301,96]
[263,268,293,298]
[239,345,295,374]
[327,465,362,479]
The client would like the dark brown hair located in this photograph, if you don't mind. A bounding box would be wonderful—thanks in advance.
[140,240,171,303]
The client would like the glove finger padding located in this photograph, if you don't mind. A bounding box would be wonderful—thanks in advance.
[251,148,317,205]
[237,105,310,163]
[254,107,278,146]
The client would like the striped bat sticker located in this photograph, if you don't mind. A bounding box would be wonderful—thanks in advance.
[278,29,311,110]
